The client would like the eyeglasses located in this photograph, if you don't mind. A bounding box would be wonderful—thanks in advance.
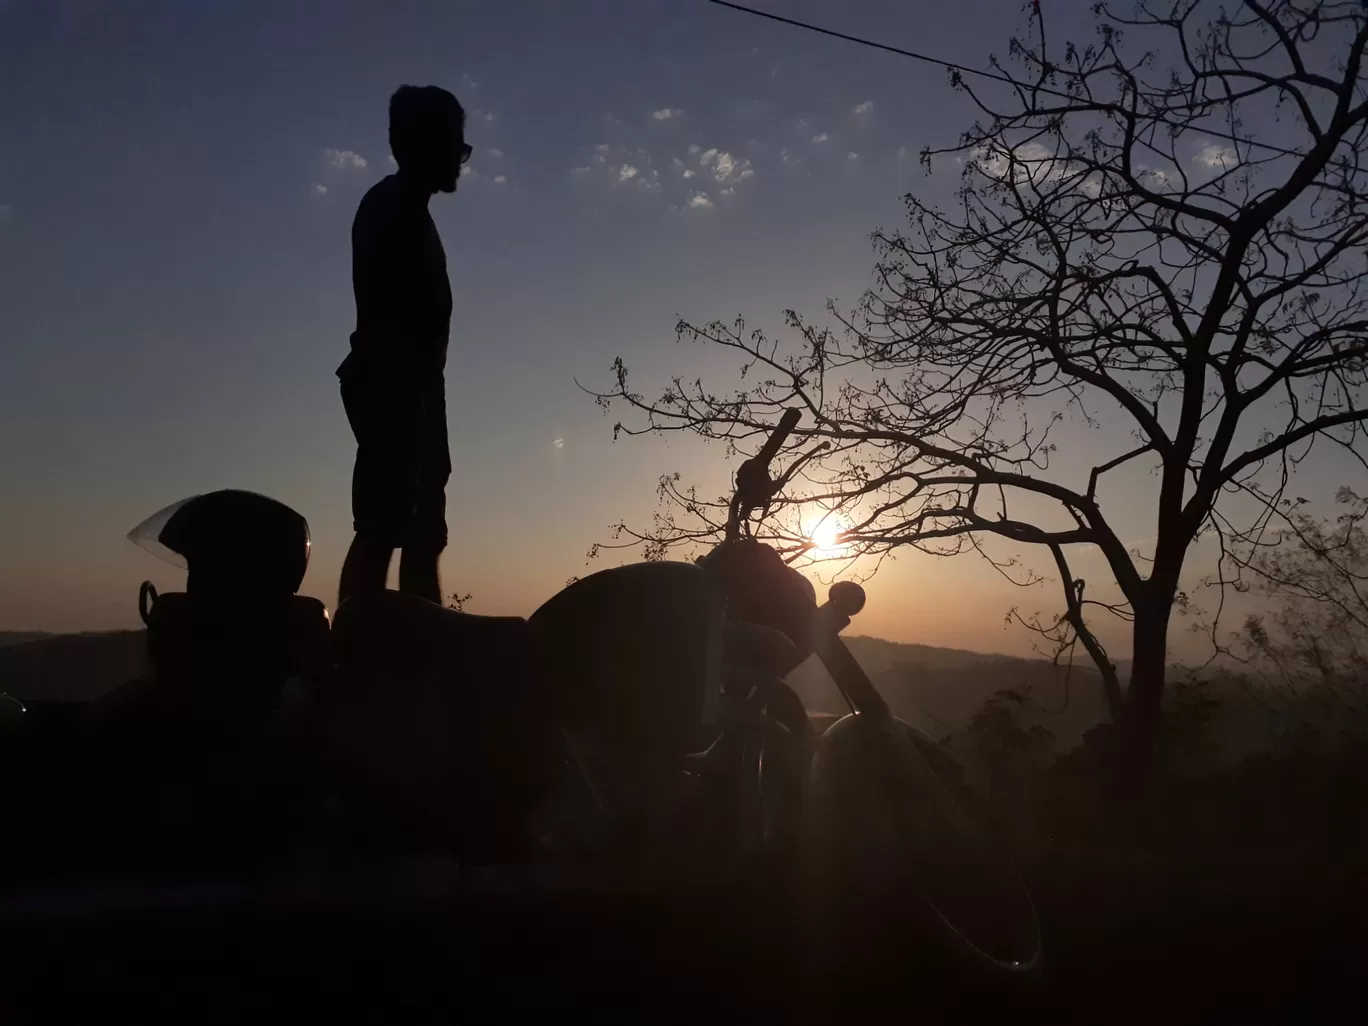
[460,142,473,165]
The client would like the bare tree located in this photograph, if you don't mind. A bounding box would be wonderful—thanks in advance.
[1233,486,1368,693]
[593,0,1368,769]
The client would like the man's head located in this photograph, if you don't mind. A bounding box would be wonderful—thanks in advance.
[389,85,469,194]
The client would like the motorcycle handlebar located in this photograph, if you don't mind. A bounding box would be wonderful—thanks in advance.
[716,412,887,717]
[754,408,802,472]
[726,409,803,541]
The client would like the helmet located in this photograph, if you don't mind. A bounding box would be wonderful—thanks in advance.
[129,489,310,599]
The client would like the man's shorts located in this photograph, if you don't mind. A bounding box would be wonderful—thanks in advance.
[340,370,450,552]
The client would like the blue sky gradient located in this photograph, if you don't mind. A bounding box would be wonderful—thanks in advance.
[1,0,1356,656]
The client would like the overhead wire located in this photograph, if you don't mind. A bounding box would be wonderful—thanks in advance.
[706,0,1363,173]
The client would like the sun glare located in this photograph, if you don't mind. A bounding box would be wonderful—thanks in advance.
[809,519,846,556]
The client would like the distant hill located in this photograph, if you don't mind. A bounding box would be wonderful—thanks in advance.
[0,627,1117,751]
[0,631,55,649]
[0,630,149,701]
[789,635,1113,751]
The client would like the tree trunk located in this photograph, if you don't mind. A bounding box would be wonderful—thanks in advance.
[1118,600,1173,787]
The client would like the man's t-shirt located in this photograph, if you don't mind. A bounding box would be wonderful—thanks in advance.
[338,174,452,383]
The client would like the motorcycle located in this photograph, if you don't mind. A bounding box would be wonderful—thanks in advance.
[0,411,1040,983]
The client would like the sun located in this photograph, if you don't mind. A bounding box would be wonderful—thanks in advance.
[809,519,846,555]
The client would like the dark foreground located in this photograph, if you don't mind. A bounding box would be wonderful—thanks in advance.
[2,845,1360,1024]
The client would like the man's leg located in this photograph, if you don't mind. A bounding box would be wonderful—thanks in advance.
[398,375,450,606]
[339,533,394,608]
[397,546,442,604]
[338,372,409,609]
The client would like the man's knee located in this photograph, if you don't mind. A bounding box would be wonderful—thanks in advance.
[401,537,446,561]
[350,531,401,559]
[409,503,448,556]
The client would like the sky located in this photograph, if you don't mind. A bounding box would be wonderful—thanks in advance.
[0,0,1358,658]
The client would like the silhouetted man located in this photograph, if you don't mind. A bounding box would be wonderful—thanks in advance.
[337,85,469,608]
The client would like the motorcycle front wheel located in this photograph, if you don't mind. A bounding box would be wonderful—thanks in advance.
[804,713,1042,986]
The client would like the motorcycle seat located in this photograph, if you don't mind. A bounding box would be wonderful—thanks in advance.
[317,592,557,857]
[331,590,534,684]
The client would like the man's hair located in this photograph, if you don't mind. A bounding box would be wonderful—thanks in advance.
[389,85,465,167]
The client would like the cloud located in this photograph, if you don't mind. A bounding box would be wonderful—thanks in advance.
[310,182,328,195]
[650,107,683,121]
[687,192,713,209]
[460,72,479,91]
[972,141,1068,187]
[847,151,860,161]
[324,148,367,169]
[682,168,696,179]
[575,146,665,196]
[487,148,504,158]
[1143,167,1175,190]
[493,174,507,184]
[1194,143,1237,169]
[687,143,700,154]
[699,148,754,184]
[811,132,830,143]
[852,100,874,119]
[553,438,564,449]
[720,186,734,196]
[474,109,496,122]
[970,142,1121,200]
[0,203,11,220]
[460,164,475,178]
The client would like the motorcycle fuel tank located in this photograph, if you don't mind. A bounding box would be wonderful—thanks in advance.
[528,561,725,821]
